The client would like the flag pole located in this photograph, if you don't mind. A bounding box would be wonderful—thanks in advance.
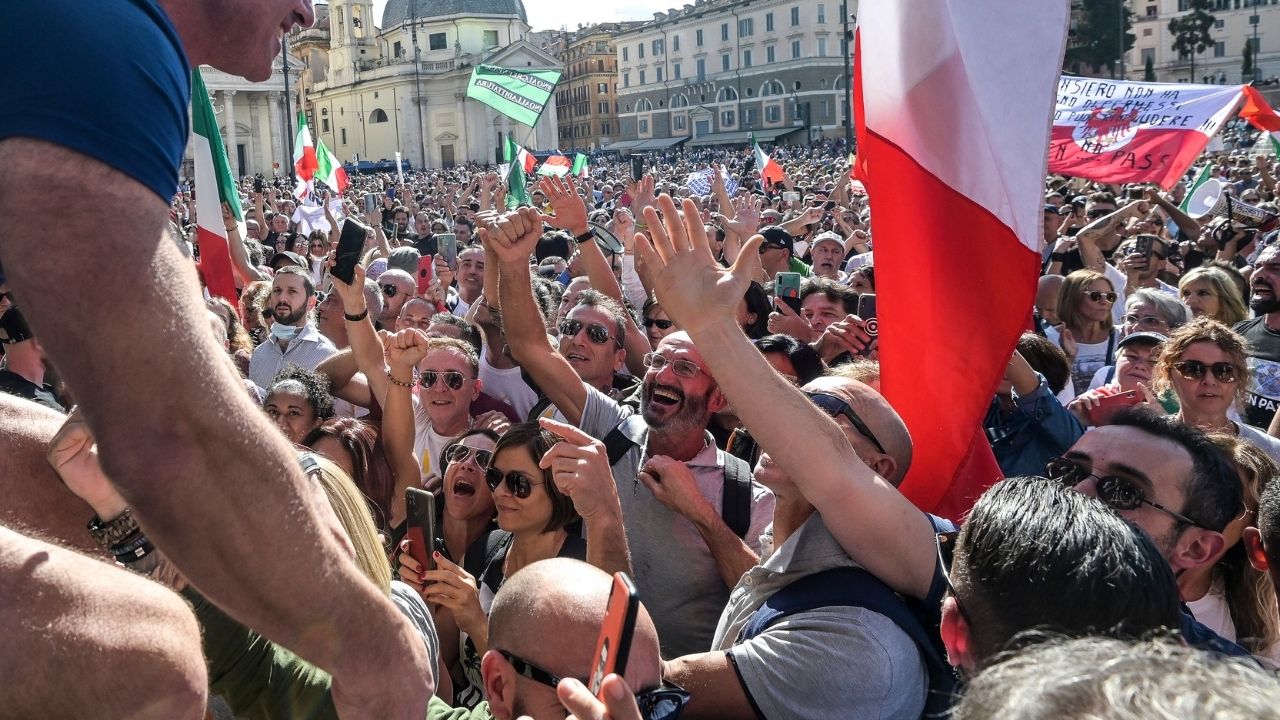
[283,33,295,185]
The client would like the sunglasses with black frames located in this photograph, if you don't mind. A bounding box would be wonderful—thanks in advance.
[1172,360,1239,384]
[1045,457,1208,529]
[805,391,888,456]
[485,468,544,499]
[497,650,690,720]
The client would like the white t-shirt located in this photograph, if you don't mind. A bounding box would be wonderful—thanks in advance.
[1186,581,1236,644]
[411,398,461,481]
[1046,325,1118,396]
[478,344,538,419]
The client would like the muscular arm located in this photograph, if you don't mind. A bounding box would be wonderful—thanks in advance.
[0,526,207,719]
[0,139,429,717]
[662,653,756,720]
[315,349,374,409]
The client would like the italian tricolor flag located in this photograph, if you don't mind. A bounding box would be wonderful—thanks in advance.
[190,68,241,306]
[1241,85,1280,156]
[537,153,589,178]
[504,136,534,207]
[751,133,786,187]
[293,112,348,199]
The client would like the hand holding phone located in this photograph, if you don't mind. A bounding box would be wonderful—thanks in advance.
[404,488,436,573]
[630,156,645,182]
[1088,390,1141,426]
[775,272,803,315]
[416,255,435,297]
[589,573,639,698]
[332,219,370,285]
[856,293,878,337]
[437,233,458,267]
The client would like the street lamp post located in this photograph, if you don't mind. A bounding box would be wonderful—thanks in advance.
[283,33,295,183]
[1117,0,1126,80]
[841,1,854,148]
[1251,3,1261,83]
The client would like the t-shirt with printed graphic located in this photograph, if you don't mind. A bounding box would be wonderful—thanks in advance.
[1234,317,1280,429]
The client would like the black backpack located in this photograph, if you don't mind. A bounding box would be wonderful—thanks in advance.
[602,415,755,539]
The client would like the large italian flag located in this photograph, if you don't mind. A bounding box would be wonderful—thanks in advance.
[1241,85,1280,156]
[190,69,240,306]
[1048,78,1243,188]
[751,133,786,187]
[293,112,348,199]
[855,0,1066,519]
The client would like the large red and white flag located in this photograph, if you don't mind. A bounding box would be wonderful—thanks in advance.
[190,68,240,306]
[855,0,1066,520]
[1049,78,1243,188]
[293,112,349,200]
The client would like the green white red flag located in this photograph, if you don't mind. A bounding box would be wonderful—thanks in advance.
[504,136,533,207]
[537,154,573,177]
[190,68,240,306]
[751,133,786,187]
[1241,85,1280,156]
[293,112,348,200]
[572,153,589,178]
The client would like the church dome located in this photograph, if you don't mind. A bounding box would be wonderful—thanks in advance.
[381,0,528,28]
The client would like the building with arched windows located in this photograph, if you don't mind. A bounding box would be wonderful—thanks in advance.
[610,0,858,151]
[292,0,562,169]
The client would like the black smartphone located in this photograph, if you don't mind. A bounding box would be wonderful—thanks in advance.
[630,155,645,182]
[775,272,803,315]
[1132,235,1154,261]
[857,293,878,337]
[404,488,436,573]
[364,193,378,215]
[332,219,369,284]
[254,176,265,193]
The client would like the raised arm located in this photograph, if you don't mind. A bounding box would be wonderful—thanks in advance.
[634,194,938,600]
[330,263,393,408]
[539,418,632,577]
[486,207,590,426]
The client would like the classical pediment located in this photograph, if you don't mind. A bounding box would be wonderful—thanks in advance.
[434,131,459,141]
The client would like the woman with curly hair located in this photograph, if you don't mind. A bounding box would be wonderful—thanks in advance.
[263,366,335,445]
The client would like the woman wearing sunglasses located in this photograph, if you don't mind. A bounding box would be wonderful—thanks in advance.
[1047,270,1121,396]
[419,422,585,708]
[1154,317,1280,464]
[642,297,679,349]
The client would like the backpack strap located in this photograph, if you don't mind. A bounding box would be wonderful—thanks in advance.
[720,453,753,539]
[738,566,957,718]
[603,415,647,466]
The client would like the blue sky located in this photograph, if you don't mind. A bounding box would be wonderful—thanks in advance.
[368,0,672,32]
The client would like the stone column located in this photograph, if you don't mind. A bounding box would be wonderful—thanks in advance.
[224,90,239,177]
[266,91,283,177]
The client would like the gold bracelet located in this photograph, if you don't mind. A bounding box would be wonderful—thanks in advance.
[387,372,415,388]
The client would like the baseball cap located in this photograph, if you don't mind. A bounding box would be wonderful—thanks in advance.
[811,231,844,249]
[1117,331,1167,350]
[269,251,307,270]
[758,226,794,253]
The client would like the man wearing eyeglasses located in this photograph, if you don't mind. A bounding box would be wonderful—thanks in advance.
[247,267,337,394]
[487,208,774,659]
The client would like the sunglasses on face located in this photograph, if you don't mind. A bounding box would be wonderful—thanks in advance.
[443,443,493,469]
[1083,290,1118,304]
[805,391,889,456]
[642,352,702,378]
[1045,457,1207,529]
[1087,208,1112,219]
[420,370,466,390]
[382,284,401,298]
[560,319,619,346]
[1172,360,1239,383]
[498,650,690,720]
[485,468,544,499]
[644,317,674,330]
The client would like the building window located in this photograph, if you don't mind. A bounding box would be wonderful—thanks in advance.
[1145,4,1157,15]
[483,30,499,47]
[656,66,663,81]
[721,110,736,126]
[1141,47,1155,64]
[744,107,756,125]
[673,34,680,51]
[600,101,608,113]
[739,18,754,37]
[321,118,330,132]
[598,82,607,93]
[1214,18,1225,29]
[639,118,649,133]
[817,38,827,57]
[766,12,774,31]
[743,49,752,67]
[721,23,730,41]
[821,100,829,117]
[623,47,629,61]
[791,6,800,25]
[791,40,801,58]
[653,39,663,55]
[393,40,403,58]
[674,62,682,79]
[696,29,704,46]
[340,128,347,145]
[674,114,686,130]
[639,69,646,84]
[429,32,447,50]
[623,72,630,87]
[717,86,738,102]
[369,108,388,123]
[762,79,783,96]
[696,58,706,80]
[1143,28,1152,36]
[817,3,826,23]
[766,45,775,63]
[602,122,610,135]
[1213,40,1226,57]
[638,43,645,59]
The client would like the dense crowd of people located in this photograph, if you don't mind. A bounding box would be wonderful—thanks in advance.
[10,1,1280,717]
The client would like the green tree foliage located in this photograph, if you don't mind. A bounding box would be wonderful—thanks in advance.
[1169,0,1216,82]
[1065,0,1135,77]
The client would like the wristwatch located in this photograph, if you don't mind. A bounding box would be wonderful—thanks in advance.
[87,508,139,549]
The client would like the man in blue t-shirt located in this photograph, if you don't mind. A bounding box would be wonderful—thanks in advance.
[0,2,431,718]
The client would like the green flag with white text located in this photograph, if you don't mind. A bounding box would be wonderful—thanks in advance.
[466,64,562,127]
[571,153,589,177]
[504,135,531,208]
[1179,164,1213,213]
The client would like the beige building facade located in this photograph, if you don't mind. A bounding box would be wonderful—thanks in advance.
[1123,0,1280,83]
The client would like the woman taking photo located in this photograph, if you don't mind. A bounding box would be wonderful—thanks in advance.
[1178,265,1248,327]
[1046,269,1120,395]
[1153,318,1280,463]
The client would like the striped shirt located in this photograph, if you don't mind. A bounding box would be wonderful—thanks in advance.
[248,324,338,392]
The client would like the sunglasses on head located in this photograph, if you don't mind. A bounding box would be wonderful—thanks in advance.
[1045,457,1207,529]
[443,443,493,469]
[644,317,674,330]
[485,468,544,499]
[420,370,466,390]
[1172,360,1239,383]
[498,650,690,720]
[1082,290,1118,304]
[804,391,888,455]
[560,319,619,346]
